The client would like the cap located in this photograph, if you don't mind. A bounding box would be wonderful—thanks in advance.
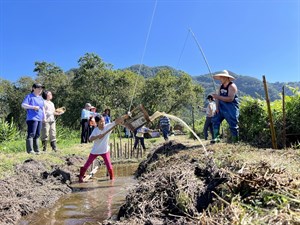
[32,83,45,88]
[85,103,92,108]
[207,95,214,100]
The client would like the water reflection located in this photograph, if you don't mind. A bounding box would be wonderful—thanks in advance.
[18,164,138,225]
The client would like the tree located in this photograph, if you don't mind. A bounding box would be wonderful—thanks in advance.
[5,76,35,130]
[140,70,204,116]
[0,79,13,119]
[34,61,68,96]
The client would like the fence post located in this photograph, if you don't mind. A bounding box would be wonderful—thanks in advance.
[110,143,113,158]
[263,75,278,149]
[117,143,120,158]
[282,86,286,149]
[113,130,116,156]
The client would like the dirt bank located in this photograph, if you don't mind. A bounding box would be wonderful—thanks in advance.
[101,141,300,225]
[0,154,86,225]
[1,140,299,225]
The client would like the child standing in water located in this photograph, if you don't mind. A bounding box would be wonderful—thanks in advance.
[79,115,124,182]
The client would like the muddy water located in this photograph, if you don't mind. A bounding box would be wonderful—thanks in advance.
[18,164,138,225]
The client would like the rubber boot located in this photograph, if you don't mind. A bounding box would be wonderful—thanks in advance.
[108,168,114,180]
[33,138,40,154]
[79,167,86,183]
[231,136,239,143]
[42,141,47,151]
[211,129,220,144]
[26,138,34,154]
[50,141,57,152]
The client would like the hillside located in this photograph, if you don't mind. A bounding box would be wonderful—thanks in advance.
[123,65,300,101]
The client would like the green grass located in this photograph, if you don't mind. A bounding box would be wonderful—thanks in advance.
[0,133,164,179]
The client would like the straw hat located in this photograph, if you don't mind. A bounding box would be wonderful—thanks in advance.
[213,70,235,81]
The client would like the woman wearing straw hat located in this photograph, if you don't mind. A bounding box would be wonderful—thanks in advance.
[211,70,239,143]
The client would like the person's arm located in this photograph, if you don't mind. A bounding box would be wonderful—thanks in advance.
[89,133,104,142]
[42,106,46,122]
[207,104,213,117]
[81,109,86,119]
[21,103,39,110]
[54,111,62,116]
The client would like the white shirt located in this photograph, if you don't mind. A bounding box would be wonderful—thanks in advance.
[44,100,55,122]
[89,122,115,154]
[206,101,216,117]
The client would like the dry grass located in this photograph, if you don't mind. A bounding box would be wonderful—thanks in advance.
[101,137,300,225]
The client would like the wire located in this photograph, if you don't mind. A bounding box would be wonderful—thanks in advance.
[128,0,158,112]
[176,29,190,70]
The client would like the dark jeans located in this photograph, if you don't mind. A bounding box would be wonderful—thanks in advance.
[134,137,146,149]
[203,117,214,140]
[81,119,89,143]
[161,125,170,140]
[26,120,42,139]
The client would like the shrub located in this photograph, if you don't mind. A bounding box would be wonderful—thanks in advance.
[239,96,271,147]
[0,118,20,143]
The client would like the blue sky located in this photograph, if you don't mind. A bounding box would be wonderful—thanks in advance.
[0,0,299,83]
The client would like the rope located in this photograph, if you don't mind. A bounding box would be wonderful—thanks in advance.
[189,28,218,93]
[128,0,158,113]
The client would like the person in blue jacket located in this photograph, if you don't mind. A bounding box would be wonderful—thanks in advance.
[21,83,45,154]
[212,70,239,143]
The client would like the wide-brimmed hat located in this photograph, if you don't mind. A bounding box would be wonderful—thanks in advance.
[213,70,235,81]
[32,83,45,88]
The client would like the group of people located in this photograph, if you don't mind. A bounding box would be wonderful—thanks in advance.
[80,103,111,144]
[21,83,64,154]
[21,84,119,182]
[21,69,238,182]
[202,70,239,143]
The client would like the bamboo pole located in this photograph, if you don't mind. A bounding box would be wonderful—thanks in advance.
[127,136,130,156]
[118,126,122,157]
[130,138,133,158]
[113,130,116,155]
[110,143,113,158]
[282,86,286,149]
[262,75,278,149]
[117,143,120,158]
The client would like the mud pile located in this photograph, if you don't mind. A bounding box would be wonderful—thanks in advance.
[0,155,85,225]
[101,141,300,225]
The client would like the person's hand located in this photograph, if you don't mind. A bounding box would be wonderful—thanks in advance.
[212,94,218,99]
[33,106,39,111]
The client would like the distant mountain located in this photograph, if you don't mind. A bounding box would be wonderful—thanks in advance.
[123,64,183,78]
[122,65,300,101]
